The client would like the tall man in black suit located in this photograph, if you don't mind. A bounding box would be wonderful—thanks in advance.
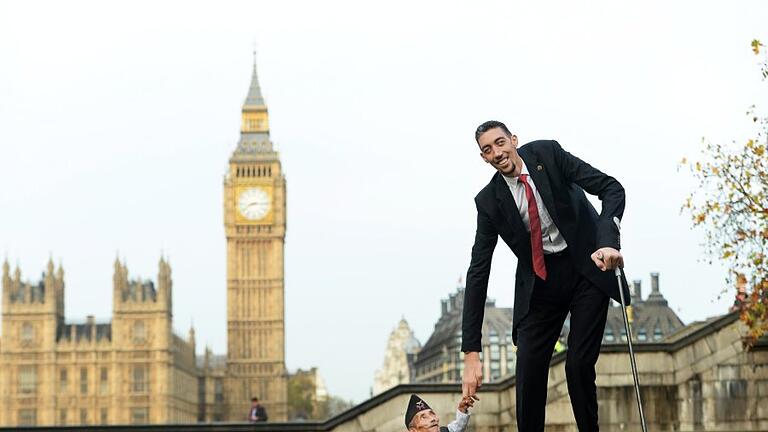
[461,121,629,432]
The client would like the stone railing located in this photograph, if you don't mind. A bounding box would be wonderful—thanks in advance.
[4,313,767,432]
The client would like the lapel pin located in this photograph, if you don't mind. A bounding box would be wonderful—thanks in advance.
[537,164,543,171]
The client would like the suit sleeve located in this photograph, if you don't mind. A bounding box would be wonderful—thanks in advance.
[551,140,625,250]
[461,199,498,353]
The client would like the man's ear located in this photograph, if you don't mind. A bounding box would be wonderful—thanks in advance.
[479,152,489,163]
[511,135,518,147]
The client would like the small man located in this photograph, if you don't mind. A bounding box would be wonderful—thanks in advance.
[248,397,268,422]
[405,394,474,432]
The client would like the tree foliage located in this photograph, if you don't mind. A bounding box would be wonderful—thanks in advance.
[682,39,768,348]
[287,370,354,421]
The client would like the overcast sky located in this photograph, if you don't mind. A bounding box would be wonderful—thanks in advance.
[1,0,767,403]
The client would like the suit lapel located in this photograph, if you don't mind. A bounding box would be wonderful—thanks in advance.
[494,173,526,240]
[519,146,561,227]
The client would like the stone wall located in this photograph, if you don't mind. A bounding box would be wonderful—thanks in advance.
[2,313,765,431]
[319,313,768,432]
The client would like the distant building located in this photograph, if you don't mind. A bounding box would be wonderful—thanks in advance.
[0,257,200,426]
[197,348,227,422]
[414,272,684,386]
[0,56,314,427]
[603,272,684,344]
[414,282,517,384]
[373,318,421,395]
[223,54,288,421]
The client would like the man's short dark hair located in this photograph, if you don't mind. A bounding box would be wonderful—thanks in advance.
[475,120,512,143]
[251,397,259,402]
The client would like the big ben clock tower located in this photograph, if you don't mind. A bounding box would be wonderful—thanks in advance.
[223,55,288,421]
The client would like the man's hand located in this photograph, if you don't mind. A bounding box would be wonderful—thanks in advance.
[458,396,475,413]
[462,352,482,401]
[591,247,623,271]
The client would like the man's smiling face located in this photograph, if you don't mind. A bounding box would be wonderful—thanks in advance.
[477,127,521,177]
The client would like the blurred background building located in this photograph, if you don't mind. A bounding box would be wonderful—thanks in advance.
[373,318,421,395]
[403,273,685,388]
[603,272,685,344]
[413,279,517,384]
[0,257,200,425]
[0,57,337,427]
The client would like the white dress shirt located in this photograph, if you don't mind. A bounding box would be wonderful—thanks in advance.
[446,409,470,432]
[502,161,568,254]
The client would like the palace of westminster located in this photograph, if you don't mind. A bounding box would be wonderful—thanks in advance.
[0,59,289,426]
[1,56,737,429]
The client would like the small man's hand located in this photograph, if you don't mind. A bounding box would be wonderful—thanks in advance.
[458,396,475,413]
[462,352,482,402]
[591,247,623,271]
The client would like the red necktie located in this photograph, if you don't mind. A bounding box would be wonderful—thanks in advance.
[518,174,547,280]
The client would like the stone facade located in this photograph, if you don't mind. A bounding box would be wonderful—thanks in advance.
[197,348,227,422]
[0,56,290,427]
[222,54,289,422]
[373,318,421,395]
[0,257,199,426]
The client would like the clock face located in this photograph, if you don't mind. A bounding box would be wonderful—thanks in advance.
[238,187,271,220]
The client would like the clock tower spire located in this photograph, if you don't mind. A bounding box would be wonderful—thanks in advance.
[223,53,288,421]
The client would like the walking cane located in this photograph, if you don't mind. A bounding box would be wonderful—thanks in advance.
[611,217,648,432]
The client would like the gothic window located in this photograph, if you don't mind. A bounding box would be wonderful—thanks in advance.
[80,368,88,394]
[18,366,36,394]
[99,367,108,395]
[59,409,67,426]
[80,409,88,425]
[18,409,36,426]
[131,407,148,424]
[133,320,146,344]
[132,365,148,393]
[100,408,108,425]
[214,378,224,402]
[21,322,34,344]
[59,368,68,392]
[637,328,647,341]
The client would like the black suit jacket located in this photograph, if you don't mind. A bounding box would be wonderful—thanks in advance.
[461,140,630,351]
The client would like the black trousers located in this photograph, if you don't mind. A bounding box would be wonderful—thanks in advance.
[515,250,609,432]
